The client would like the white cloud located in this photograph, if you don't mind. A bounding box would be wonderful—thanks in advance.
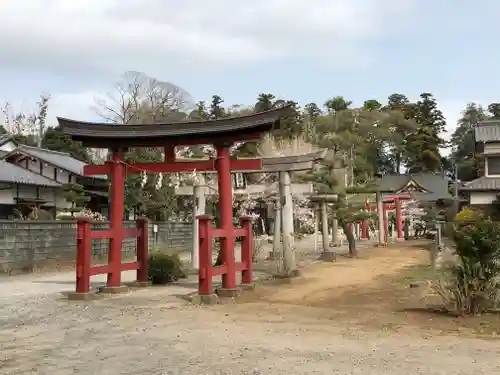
[0,0,416,75]
[48,91,102,123]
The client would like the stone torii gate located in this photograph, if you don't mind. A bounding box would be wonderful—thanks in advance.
[57,107,291,299]
[175,150,327,272]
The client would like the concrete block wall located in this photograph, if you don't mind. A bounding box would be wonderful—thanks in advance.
[0,220,192,274]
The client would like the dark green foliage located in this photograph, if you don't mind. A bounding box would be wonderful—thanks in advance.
[148,252,186,285]
[405,93,446,173]
[449,103,486,182]
[42,126,91,162]
[436,217,500,315]
[453,220,500,271]
[62,183,90,214]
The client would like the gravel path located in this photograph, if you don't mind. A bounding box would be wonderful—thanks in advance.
[1,288,499,375]
[2,238,498,374]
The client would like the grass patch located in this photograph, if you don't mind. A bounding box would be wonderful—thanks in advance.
[394,264,437,286]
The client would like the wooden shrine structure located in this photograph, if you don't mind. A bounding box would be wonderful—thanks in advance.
[367,173,452,244]
[57,106,291,299]
[175,150,327,270]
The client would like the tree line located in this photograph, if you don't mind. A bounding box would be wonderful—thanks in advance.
[1,72,498,223]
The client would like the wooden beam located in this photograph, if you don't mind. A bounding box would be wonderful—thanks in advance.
[83,159,262,176]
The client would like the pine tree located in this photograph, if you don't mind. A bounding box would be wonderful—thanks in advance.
[62,183,90,216]
[450,103,486,181]
[405,93,446,173]
[42,126,91,162]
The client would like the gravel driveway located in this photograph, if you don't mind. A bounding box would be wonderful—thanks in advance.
[1,284,499,375]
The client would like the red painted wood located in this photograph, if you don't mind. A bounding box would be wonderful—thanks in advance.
[233,228,246,237]
[395,197,403,240]
[211,265,228,276]
[90,230,112,239]
[197,215,213,295]
[239,217,253,285]
[76,218,92,293]
[89,265,111,276]
[123,227,139,238]
[120,261,140,271]
[216,145,237,290]
[83,159,262,176]
[107,152,125,288]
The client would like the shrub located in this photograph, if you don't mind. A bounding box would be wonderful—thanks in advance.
[148,252,186,285]
[433,217,500,315]
[454,207,483,222]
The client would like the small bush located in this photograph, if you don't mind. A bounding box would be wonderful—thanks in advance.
[433,261,500,315]
[148,252,186,285]
[454,207,484,222]
[433,217,500,315]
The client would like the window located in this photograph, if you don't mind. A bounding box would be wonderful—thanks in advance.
[487,156,500,176]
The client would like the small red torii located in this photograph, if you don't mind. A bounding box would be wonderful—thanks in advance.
[58,107,291,299]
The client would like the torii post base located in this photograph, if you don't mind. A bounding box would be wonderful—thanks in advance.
[216,288,241,299]
[190,294,220,305]
[98,285,130,294]
[65,292,103,301]
[318,251,337,262]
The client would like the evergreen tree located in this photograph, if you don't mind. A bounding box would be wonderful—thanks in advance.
[487,103,500,119]
[209,95,226,119]
[41,126,91,162]
[450,103,487,181]
[405,93,446,173]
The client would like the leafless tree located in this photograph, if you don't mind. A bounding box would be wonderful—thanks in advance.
[95,71,193,124]
[1,94,50,146]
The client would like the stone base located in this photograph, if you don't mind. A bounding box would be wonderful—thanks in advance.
[216,288,241,298]
[239,283,255,292]
[267,251,280,260]
[65,292,103,301]
[190,293,219,305]
[98,285,130,294]
[274,268,301,281]
[126,281,149,288]
[319,251,337,262]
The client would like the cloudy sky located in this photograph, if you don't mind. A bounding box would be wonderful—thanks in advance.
[1,0,499,149]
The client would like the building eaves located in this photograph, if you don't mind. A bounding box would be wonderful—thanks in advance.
[0,160,61,187]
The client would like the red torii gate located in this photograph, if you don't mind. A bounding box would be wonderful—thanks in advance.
[362,195,406,242]
[58,107,291,299]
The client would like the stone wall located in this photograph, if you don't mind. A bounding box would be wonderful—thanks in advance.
[0,220,192,274]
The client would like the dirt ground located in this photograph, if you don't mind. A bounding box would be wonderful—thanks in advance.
[224,242,500,337]
[2,241,500,374]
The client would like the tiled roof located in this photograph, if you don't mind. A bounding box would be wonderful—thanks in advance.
[1,145,106,180]
[461,176,500,191]
[0,134,13,147]
[475,120,500,142]
[377,173,452,201]
[0,160,61,187]
[57,106,292,148]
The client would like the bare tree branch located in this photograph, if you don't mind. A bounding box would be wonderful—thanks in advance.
[95,71,192,124]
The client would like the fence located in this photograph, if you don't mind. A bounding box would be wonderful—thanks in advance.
[0,220,192,274]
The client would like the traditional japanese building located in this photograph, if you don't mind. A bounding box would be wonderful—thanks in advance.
[461,120,500,207]
[377,173,452,203]
[0,143,108,218]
